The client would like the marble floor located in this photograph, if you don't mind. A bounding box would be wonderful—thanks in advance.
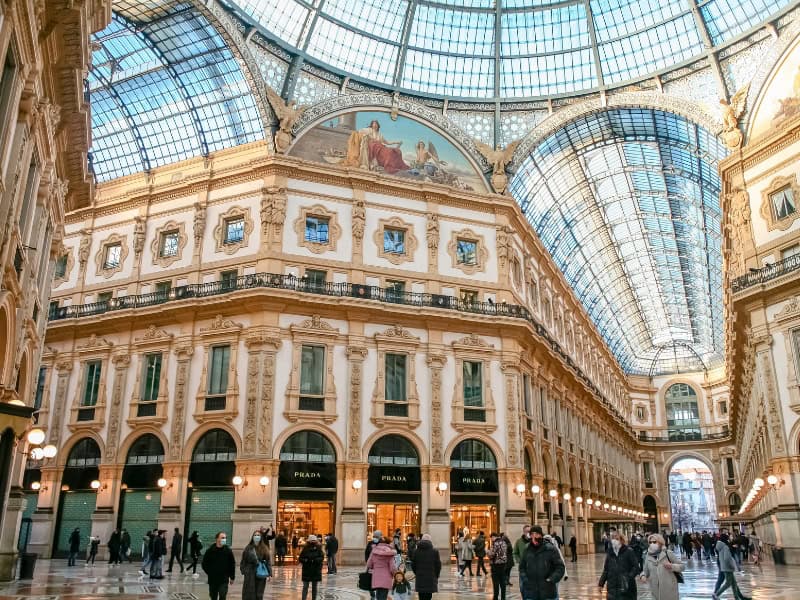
[0,552,796,600]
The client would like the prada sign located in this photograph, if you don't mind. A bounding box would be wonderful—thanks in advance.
[368,466,421,491]
[279,461,337,489]
[450,468,498,494]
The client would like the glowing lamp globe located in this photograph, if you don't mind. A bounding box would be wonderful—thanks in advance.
[26,428,45,446]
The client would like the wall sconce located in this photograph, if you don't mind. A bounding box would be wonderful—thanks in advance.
[586,498,594,506]
[31,481,47,492]
[232,475,247,489]
[61,484,70,492]
[767,474,785,489]
[352,479,362,492]
[611,505,617,511]
[514,483,526,497]
[575,496,583,504]
[663,512,670,520]
[531,484,541,494]
[27,428,46,446]
[157,478,173,490]
[436,482,448,496]
[753,477,764,490]
[603,503,610,509]
[548,489,557,498]
[30,447,45,460]
[90,480,107,492]
[259,476,270,491]
[563,492,571,501]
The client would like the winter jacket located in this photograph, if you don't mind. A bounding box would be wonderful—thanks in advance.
[412,540,441,594]
[599,545,639,600]
[716,540,737,572]
[298,541,324,582]
[513,535,530,564]
[171,532,182,554]
[643,548,683,600]
[520,540,565,600]
[365,542,397,590]
[152,536,167,560]
[201,544,236,585]
[274,535,287,555]
[457,537,474,561]
[69,530,81,552]
[473,534,486,557]
[325,535,339,555]
[240,544,270,600]
[189,534,203,558]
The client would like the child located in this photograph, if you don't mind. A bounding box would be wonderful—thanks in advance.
[391,571,412,600]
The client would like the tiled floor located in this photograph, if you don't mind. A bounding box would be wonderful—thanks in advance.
[0,552,796,599]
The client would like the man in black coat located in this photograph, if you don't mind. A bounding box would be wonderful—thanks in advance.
[598,531,639,600]
[412,534,441,600]
[167,528,184,573]
[68,528,81,566]
[520,526,565,600]
[325,533,339,574]
[201,532,235,600]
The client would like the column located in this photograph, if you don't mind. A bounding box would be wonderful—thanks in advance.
[90,464,121,561]
[0,447,26,580]
[339,463,368,566]
[499,468,528,539]
[422,465,451,564]
[167,343,193,463]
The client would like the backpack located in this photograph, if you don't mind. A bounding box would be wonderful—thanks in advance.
[491,540,507,565]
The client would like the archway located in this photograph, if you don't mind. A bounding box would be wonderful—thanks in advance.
[367,434,421,541]
[643,495,658,534]
[54,438,101,557]
[119,434,165,556]
[449,439,499,546]
[667,457,718,533]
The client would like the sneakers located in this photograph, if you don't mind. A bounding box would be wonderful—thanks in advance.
[192,573,199,579]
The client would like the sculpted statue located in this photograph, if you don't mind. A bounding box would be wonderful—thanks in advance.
[133,217,146,255]
[193,202,205,242]
[352,198,365,243]
[265,86,308,154]
[474,139,521,194]
[269,189,286,226]
[719,83,750,149]
[426,213,439,254]
[78,233,91,267]
[726,187,754,277]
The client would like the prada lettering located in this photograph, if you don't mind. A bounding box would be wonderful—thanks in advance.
[381,474,407,482]
[462,477,486,485]
[294,471,321,479]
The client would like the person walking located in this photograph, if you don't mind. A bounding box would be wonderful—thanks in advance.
[241,530,271,600]
[544,533,568,596]
[291,534,299,562]
[366,536,397,600]
[406,532,418,572]
[456,532,474,576]
[474,531,488,576]
[274,531,287,565]
[188,531,203,577]
[121,529,132,562]
[519,526,565,600]
[298,534,324,600]
[201,532,235,600]
[748,530,762,571]
[598,531,639,600]
[392,528,403,555]
[487,532,509,600]
[150,530,167,579]
[568,536,577,562]
[167,528,184,573]
[513,525,531,589]
[713,534,751,600]
[413,534,441,600]
[140,530,154,575]
[324,532,338,574]
[640,534,683,600]
[68,527,81,566]
[86,535,100,565]
[108,529,121,565]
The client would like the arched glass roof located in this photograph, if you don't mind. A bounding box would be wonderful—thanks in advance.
[509,108,727,376]
[88,2,265,182]
[226,0,791,100]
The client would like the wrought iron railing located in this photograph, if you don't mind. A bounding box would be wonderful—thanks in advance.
[732,253,800,292]
[637,428,730,443]
[48,272,626,422]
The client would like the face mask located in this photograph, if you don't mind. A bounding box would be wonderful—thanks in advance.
[649,543,660,554]
[220,538,227,546]
[373,537,379,543]
[611,539,621,551]
[253,536,261,544]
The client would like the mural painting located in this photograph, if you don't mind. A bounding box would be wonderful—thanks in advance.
[290,110,486,192]
[750,38,800,139]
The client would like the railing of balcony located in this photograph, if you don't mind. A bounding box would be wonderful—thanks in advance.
[48,272,625,422]
[732,253,800,292]
[637,428,730,443]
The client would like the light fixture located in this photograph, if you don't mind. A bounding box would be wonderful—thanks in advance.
[531,484,541,494]
[90,480,106,492]
[767,474,785,489]
[611,505,617,511]
[42,445,57,458]
[515,483,526,497]
[753,477,764,489]
[26,428,46,446]
[232,475,247,489]
[563,492,571,501]
[259,476,269,491]
[61,484,70,492]
[8,399,25,406]
[436,481,448,496]
[586,499,593,506]
[157,478,173,490]
[603,503,610,509]
[549,489,557,498]
[575,496,583,504]
[352,479,362,491]
[30,447,44,461]
[31,481,41,491]
[663,512,670,520]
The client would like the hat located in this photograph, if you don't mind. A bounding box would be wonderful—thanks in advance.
[307,535,318,543]
[373,530,383,538]
[530,526,544,535]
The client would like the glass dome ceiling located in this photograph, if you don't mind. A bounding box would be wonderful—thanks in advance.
[225,0,792,100]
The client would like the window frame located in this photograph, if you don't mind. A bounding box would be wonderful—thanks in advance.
[294,204,342,254]
[213,206,253,255]
[371,325,421,426]
[451,333,497,432]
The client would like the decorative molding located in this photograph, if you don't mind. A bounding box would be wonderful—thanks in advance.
[446,228,488,275]
[259,348,278,456]
[193,202,206,244]
[371,326,421,428]
[285,317,340,424]
[201,314,244,334]
[427,353,446,464]
[293,203,342,254]
[52,246,75,287]
[133,217,146,256]
[294,314,339,334]
[352,198,365,250]
[260,186,287,238]
[168,344,193,461]
[105,353,130,461]
[346,345,368,462]
[775,297,800,322]
[452,333,494,349]
[136,325,175,343]
[213,205,254,255]
[150,220,188,267]
[373,216,419,265]
[759,174,800,232]
[426,213,439,268]
[93,232,129,278]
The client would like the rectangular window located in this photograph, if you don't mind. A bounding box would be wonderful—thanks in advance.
[305,216,330,243]
[719,401,727,415]
[456,239,477,265]
[224,217,244,244]
[103,243,122,269]
[159,230,179,257]
[383,228,405,254]
[54,255,68,278]
[386,280,405,302]
[725,457,735,482]
[48,300,59,317]
[33,366,46,411]
[643,461,652,482]
[385,353,407,401]
[781,244,800,260]
[141,353,162,402]
[155,281,171,295]
[220,269,238,289]
[771,186,796,220]
[460,289,478,305]
[300,345,325,411]
[305,269,327,288]
[462,360,483,422]
[97,291,112,304]
[82,361,102,407]
[207,345,230,402]
[0,44,18,141]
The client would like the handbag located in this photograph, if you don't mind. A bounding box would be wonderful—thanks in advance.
[666,551,683,584]
[256,559,270,579]
[358,571,372,591]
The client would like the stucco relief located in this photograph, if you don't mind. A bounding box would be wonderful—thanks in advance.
[293,204,342,255]
[150,220,189,267]
[346,345,368,462]
[213,205,254,255]
[168,343,193,462]
[427,353,446,465]
[94,232,129,278]
[373,216,419,266]
[105,353,130,462]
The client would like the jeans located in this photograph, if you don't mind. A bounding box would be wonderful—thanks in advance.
[460,559,473,575]
[734,550,742,569]
[168,552,184,572]
[570,547,577,562]
[209,581,228,600]
[327,552,337,573]
[301,580,318,600]
[374,590,389,600]
[418,595,432,600]
[87,552,97,565]
[491,566,507,600]
[68,551,78,566]
[716,572,748,599]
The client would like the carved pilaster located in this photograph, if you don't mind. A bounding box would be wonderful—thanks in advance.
[243,333,281,457]
[168,343,194,462]
[501,361,521,468]
[105,353,130,463]
[346,345,368,462]
[757,347,787,456]
[427,353,446,465]
[49,358,73,449]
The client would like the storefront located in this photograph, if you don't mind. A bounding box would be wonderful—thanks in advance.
[449,440,499,550]
[118,434,164,556]
[53,438,100,557]
[277,431,336,555]
[185,429,235,548]
[367,435,421,542]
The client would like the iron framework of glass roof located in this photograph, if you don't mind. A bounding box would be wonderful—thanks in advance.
[225,0,792,101]
[508,108,727,376]
[88,2,265,182]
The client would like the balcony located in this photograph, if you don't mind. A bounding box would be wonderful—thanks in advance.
[48,271,625,423]
[637,428,730,443]
[732,253,800,292]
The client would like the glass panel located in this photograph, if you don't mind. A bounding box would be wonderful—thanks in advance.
[279,431,336,462]
[126,434,165,464]
[450,439,496,469]
[305,270,327,286]
[383,228,406,254]
[82,361,102,407]
[192,429,237,462]
[225,218,245,244]
[159,231,179,257]
[141,353,162,402]
[385,353,407,402]
[456,239,477,265]
[463,361,482,407]
[665,383,700,439]
[386,280,405,302]
[103,244,121,269]
[300,345,325,396]
[305,216,329,243]
[771,187,796,220]
[66,438,101,467]
[155,281,171,295]
[207,345,230,396]
[54,255,68,278]
[33,367,46,411]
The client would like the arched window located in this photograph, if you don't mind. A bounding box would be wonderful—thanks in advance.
[368,435,418,466]
[126,434,164,465]
[280,431,335,463]
[728,492,742,513]
[665,383,701,440]
[450,439,496,469]
[192,429,236,463]
[66,438,101,468]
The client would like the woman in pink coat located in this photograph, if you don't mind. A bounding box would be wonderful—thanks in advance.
[366,537,397,600]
